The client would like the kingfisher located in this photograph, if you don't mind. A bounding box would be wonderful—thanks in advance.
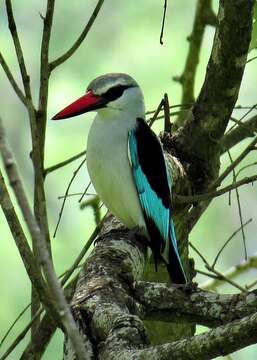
[52,73,187,284]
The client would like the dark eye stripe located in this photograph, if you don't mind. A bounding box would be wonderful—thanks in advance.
[102,85,133,101]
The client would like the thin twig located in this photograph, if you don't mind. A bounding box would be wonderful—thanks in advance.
[61,216,105,285]
[0,303,31,348]
[190,242,247,292]
[159,0,167,45]
[0,309,42,360]
[177,174,257,204]
[44,150,86,176]
[78,181,91,202]
[195,268,220,280]
[212,219,252,268]
[0,52,27,105]
[215,136,257,187]
[247,55,257,64]
[227,150,247,260]
[5,0,33,103]
[201,251,257,291]
[58,192,84,199]
[236,162,257,179]
[49,0,105,70]
[145,103,192,116]
[148,99,164,128]
[53,157,87,237]
[0,171,56,319]
[163,93,171,132]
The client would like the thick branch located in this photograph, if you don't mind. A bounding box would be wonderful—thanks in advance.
[133,312,257,360]
[135,281,257,326]
[68,219,257,360]
[174,0,254,187]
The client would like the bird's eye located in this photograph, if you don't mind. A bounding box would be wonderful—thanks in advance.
[102,85,132,101]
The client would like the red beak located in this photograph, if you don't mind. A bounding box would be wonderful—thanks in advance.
[52,90,107,120]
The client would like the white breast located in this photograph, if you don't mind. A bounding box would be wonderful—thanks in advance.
[87,113,146,230]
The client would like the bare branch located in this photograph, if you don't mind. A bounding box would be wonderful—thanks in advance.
[221,114,257,152]
[216,136,257,186]
[44,150,86,176]
[135,281,257,326]
[53,156,87,237]
[175,0,216,127]
[49,0,105,71]
[163,93,171,132]
[202,251,257,291]
[0,309,42,360]
[174,0,254,186]
[227,150,247,260]
[177,173,257,204]
[0,119,88,359]
[0,52,27,105]
[212,218,252,268]
[0,172,56,319]
[5,0,33,103]
[148,98,164,128]
[159,0,167,45]
[37,0,55,141]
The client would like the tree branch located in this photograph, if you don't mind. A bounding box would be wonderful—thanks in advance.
[44,150,86,176]
[132,311,257,360]
[174,0,254,188]
[0,118,88,360]
[221,114,257,152]
[49,0,105,71]
[135,281,257,326]
[0,52,27,105]
[176,173,257,204]
[0,171,57,321]
[67,216,257,360]
[202,251,257,291]
[175,0,216,127]
[5,0,33,104]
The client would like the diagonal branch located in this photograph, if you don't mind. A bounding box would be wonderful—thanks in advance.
[49,0,105,71]
[44,150,86,176]
[0,171,57,322]
[5,0,33,104]
[221,114,257,152]
[0,52,27,105]
[0,118,88,360]
[176,173,257,204]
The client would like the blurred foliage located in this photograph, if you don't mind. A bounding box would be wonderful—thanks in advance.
[0,1,257,359]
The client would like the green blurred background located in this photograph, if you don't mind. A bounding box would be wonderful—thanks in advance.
[0,1,257,358]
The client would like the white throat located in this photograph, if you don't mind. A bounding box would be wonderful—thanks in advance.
[97,86,145,126]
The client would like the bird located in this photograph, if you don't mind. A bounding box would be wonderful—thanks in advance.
[52,73,187,284]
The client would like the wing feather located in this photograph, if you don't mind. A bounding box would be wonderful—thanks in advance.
[128,118,186,283]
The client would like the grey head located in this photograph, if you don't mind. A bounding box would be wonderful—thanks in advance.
[87,73,138,96]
